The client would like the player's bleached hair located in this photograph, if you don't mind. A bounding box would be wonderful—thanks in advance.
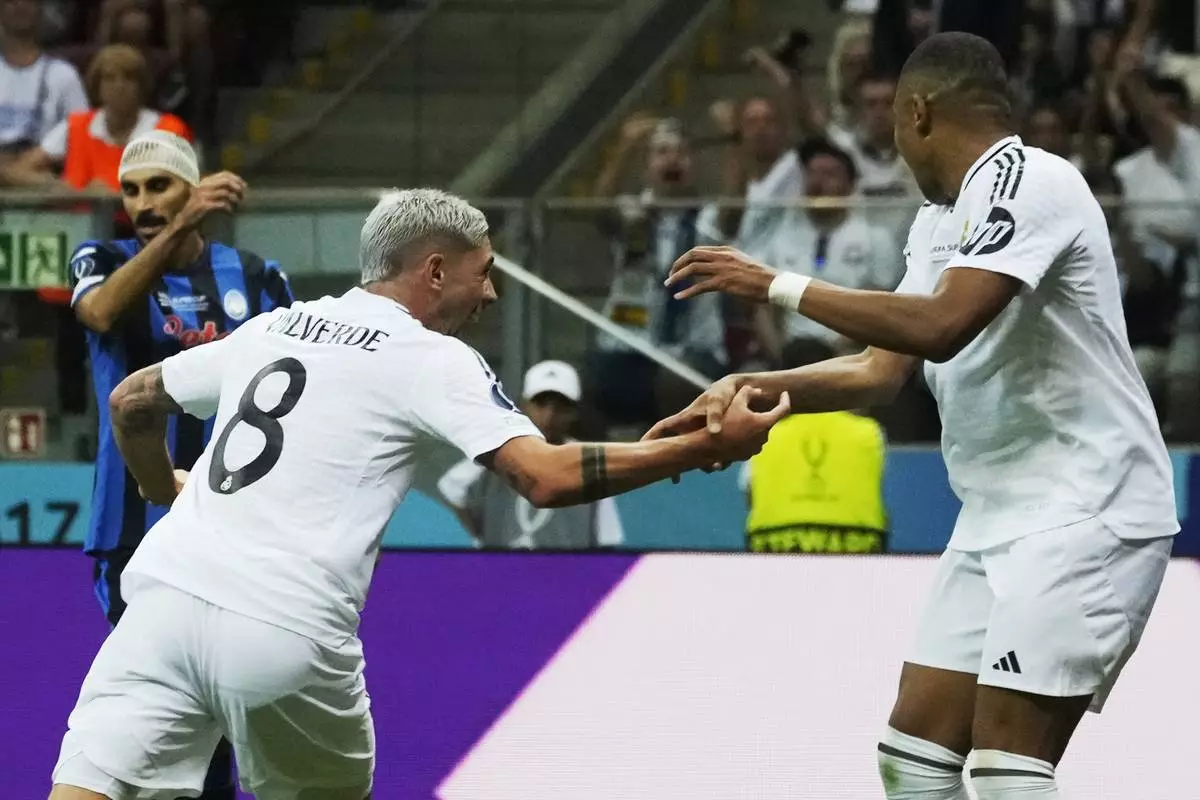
[359,188,490,283]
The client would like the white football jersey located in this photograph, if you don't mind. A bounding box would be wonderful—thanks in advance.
[899,136,1178,550]
[122,287,542,646]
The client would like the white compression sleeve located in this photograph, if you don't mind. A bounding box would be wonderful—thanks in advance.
[970,749,1060,799]
[877,726,970,800]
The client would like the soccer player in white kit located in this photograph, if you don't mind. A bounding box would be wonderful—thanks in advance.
[647,33,1178,800]
[48,188,790,800]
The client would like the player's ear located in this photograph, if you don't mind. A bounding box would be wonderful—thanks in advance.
[425,253,446,290]
[913,94,933,138]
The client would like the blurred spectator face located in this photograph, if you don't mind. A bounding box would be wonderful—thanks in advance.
[1088,28,1116,72]
[858,78,896,146]
[740,98,784,165]
[804,152,854,199]
[1027,107,1070,158]
[1019,23,1044,62]
[907,3,935,44]
[121,169,191,243]
[839,35,871,98]
[523,393,577,445]
[645,127,692,192]
[0,0,43,39]
[88,45,148,117]
[115,7,154,48]
[1151,84,1189,124]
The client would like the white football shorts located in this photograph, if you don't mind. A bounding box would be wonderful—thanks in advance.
[909,516,1172,712]
[52,580,374,799]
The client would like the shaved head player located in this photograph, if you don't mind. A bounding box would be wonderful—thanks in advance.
[650,33,1177,799]
[49,189,789,800]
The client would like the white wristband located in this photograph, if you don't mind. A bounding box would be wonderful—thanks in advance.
[767,272,811,310]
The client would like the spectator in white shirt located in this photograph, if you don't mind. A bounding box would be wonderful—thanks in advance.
[755,137,902,363]
[827,73,922,237]
[709,96,804,260]
[0,0,87,182]
[1117,59,1200,440]
[706,96,805,370]
[438,361,625,550]
[590,118,728,430]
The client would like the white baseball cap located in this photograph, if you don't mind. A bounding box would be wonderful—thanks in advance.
[118,130,201,186]
[522,360,581,403]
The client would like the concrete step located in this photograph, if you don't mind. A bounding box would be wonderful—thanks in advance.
[255,125,484,185]
[229,88,528,129]
[364,7,609,92]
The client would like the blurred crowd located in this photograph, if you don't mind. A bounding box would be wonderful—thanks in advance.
[0,0,304,191]
[587,0,1200,444]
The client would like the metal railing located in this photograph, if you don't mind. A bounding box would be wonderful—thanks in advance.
[3,191,1197,435]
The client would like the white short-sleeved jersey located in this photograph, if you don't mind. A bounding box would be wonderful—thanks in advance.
[122,287,543,646]
[898,136,1178,551]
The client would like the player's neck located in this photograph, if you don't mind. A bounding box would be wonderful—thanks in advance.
[106,106,140,143]
[363,280,438,330]
[165,233,206,271]
[940,128,1015,204]
[808,208,846,233]
[1,37,41,68]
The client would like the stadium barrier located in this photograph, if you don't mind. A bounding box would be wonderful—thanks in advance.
[1,452,1195,553]
[4,549,1198,798]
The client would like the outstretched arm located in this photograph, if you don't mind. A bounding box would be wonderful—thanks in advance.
[109,365,185,506]
[481,388,791,508]
[665,246,1021,363]
[644,346,916,440]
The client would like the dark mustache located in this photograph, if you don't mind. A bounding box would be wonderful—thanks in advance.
[135,211,168,227]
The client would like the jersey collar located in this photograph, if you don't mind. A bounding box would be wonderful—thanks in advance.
[166,239,211,275]
[957,135,1022,202]
[352,286,414,319]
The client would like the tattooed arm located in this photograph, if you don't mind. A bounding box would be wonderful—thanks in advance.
[109,364,186,506]
[479,387,791,508]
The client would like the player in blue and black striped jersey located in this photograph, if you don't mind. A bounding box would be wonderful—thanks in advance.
[67,131,290,800]
[71,131,293,627]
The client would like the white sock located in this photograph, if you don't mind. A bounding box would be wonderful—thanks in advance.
[970,749,1059,798]
[877,726,969,799]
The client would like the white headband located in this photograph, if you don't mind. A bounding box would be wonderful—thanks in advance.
[118,130,200,186]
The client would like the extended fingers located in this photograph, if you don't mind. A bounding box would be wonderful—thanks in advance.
[668,246,724,279]
[705,388,739,433]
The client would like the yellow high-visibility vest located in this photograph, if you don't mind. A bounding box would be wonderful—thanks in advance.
[746,412,887,554]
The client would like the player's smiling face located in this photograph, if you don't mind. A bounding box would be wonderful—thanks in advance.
[120,168,190,242]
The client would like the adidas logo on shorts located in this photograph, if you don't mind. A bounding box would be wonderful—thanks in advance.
[992,651,1022,674]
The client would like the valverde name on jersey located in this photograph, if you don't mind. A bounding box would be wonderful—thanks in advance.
[265,307,391,352]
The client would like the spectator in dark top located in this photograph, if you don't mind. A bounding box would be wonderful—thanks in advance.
[1070,24,1144,161]
[1112,210,1185,417]
[870,0,935,78]
[1013,16,1068,114]
[938,0,1024,70]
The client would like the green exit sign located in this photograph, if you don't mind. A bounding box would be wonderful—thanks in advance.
[0,231,69,290]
